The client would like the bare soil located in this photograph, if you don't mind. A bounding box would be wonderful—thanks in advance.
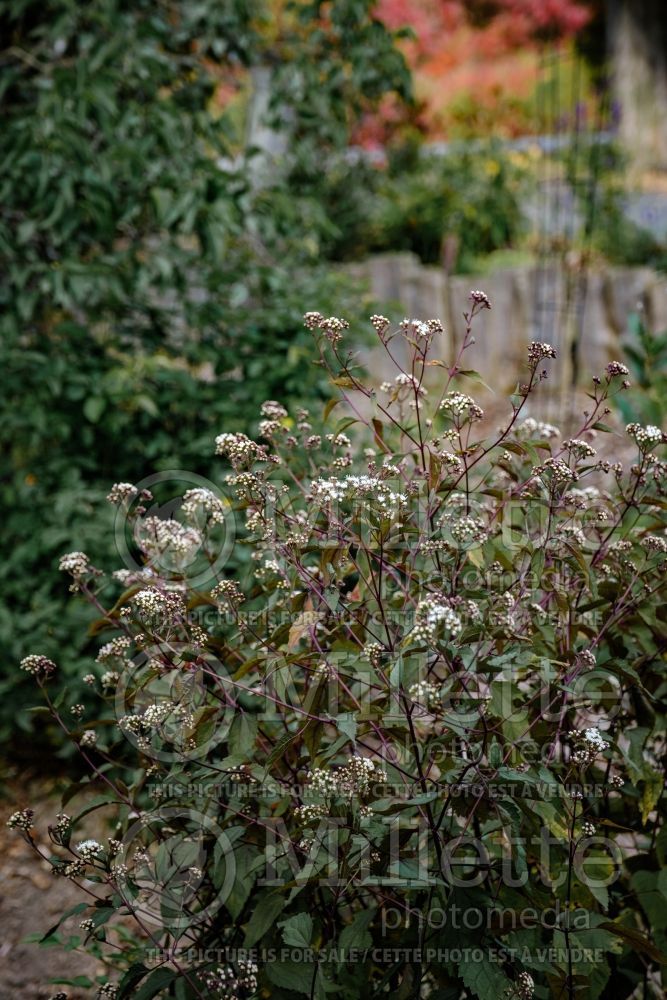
[0,766,105,999]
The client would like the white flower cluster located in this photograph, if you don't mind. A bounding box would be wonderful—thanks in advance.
[576,649,596,670]
[80,730,97,747]
[76,839,102,862]
[562,487,601,510]
[253,558,289,588]
[440,392,484,421]
[564,438,596,459]
[327,432,352,449]
[515,971,534,999]
[224,471,266,502]
[20,654,57,677]
[528,341,557,363]
[245,509,267,537]
[584,727,606,750]
[211,580,245,607]
[58,551,91,577]
[53,813,71,837]
[305,756,387,802]
[581,820,596,836]
[457,598,482,622]
[215,432,265,466]
[201,959,259,1000]
[646,534,667,554]
[399,317,444,338]
[381,373,427,397]
[555,524,586,547]
[181,487,226,525]
[260,400,288,420]
[96,985,118,999]
[411,598,461,644]
[303,311,324,330]
[119,701,193,750]
[370,314,390,335]
[626,423,665,450]
[294,803,328,825]
[470,289,491,309]
[363,641,384,668]
[138,516,202,560]
[59,859,86,879]
[448,515,487,545]
[310,475,407,517]
[408,679,441,705]
[133,587,186,623]
[258,418,283,439]
[516,417,560,440]
[438,452,464,475]
[96,636,132,663]
[568,727,607,766]
[112,567,157,587]
[536,458,577,485]
[606,361,629,377]
[6,808,34,830]
[303,311,349,345]
[106,482,138,505]
[491,591,515,630]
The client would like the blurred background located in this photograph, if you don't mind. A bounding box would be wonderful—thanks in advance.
[1,0,666,758]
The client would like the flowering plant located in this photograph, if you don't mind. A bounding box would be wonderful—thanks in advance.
[11,294,667,999]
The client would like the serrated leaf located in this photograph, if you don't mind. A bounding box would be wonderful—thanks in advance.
[459,953,512,999]
[280,912,313,948]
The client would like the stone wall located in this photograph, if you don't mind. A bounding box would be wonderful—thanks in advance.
[346,253,667,420]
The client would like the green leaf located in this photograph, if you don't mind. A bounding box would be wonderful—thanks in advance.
[39,902,88,942]
[457,369,495,393]
[132,968,178,1000]
[599,921,667,964]
[336,712,357,744]
[266,729,302,767]
[117,963,149,999]
[83,396,106,423]
[339,906,375,953]
[243,892,286,947]
[640,767,663,823]
[266,959,316,995]
[458,953,512,999]
[280,912,313,948]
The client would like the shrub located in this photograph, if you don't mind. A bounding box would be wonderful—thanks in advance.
[319,142,529,269]
[614,313,667,430]
[567,143,667,272]
[0,0,411,746]
[10,296,667,999]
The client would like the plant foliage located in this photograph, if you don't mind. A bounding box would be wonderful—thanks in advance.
[11,296,667,999]
[0,0,411,744]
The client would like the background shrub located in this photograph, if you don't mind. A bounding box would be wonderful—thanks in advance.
[0,0,411,747]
